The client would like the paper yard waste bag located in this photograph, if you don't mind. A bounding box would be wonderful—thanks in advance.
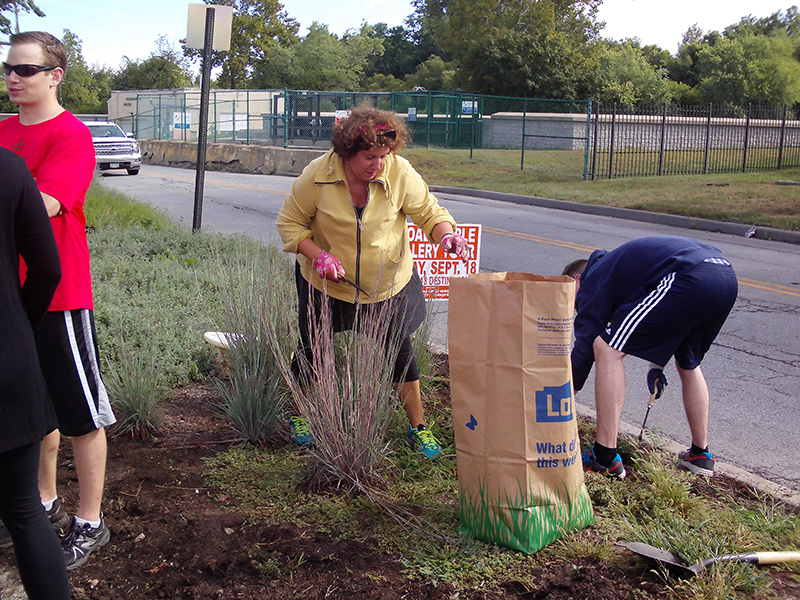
[448,272,593,553]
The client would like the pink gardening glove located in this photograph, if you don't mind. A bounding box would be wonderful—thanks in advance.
[440,232,471,262]
[313,250,345,281]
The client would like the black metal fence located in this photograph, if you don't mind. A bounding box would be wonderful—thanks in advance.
[590,103,800,179]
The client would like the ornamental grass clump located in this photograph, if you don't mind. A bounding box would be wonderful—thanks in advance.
[105,342,167,440]
[274,286,406,491]
[212,241,296,445]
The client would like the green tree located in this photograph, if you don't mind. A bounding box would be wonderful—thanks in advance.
[724,6,800,40]
[418,0,603,98]
[254,22,383,90]
[363,73,405,91]
[641,44,672,71]
[183,0,299,88]
[0,78,15,111]
[60,29,107,113]
[592,43,673,106]
[666,26,724,91]
[697,33,800,105]
[404,54,456,90]
[364,22,440,81]
[113,56,192,90]
[0,0,44,38]
[114,37,193,90]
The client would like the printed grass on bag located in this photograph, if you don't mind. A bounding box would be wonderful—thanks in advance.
[460,477,594,554]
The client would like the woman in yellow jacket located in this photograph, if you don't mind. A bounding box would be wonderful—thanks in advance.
[276,106,470,459]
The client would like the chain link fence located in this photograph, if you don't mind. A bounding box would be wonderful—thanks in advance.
[112,89,588,151]
[110,89,800,180]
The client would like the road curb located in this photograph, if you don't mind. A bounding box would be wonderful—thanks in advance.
[430,186,800,245]
[574,403,800,507]
[432,336,800,506]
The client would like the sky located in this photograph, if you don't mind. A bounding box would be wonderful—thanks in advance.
[2,0,796,68]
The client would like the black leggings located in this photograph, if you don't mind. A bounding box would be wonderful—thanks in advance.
[0,442,71,600]
[293,330,419,384]
[292,264,421,385]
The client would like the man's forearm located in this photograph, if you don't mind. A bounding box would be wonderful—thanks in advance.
[41,192,62,217]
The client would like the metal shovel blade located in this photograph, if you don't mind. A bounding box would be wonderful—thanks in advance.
[620,541,800,577]
[620,541,698,576]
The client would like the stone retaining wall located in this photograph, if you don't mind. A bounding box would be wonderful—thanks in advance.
[140,140,326,175]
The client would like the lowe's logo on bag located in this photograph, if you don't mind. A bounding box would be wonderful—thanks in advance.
[535,382,574,422]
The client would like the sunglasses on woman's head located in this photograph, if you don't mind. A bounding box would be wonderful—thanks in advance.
[2,63,58,77]
[375,128,396,141]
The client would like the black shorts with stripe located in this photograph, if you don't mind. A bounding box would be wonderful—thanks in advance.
[600,260,738,369]
[34,309,116,437]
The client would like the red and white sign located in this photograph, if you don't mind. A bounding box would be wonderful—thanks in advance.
[407,223,481,301]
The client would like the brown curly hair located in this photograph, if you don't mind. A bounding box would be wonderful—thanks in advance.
[331,106,409,158]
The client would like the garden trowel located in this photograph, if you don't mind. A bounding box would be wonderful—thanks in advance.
[619,540,800,577]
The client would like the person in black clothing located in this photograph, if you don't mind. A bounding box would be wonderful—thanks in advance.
[0,148,70,599]
[563,236,738,480]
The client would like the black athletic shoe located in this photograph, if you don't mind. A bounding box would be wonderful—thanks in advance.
[0,497,70,549]
[677,448,716,477]
[61,516,111,570]
[582,447,627,479]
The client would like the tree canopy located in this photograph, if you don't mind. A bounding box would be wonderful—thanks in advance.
[0,0,44,38]
[419,0,604,98]
[593,43,673,106]
[183,0,299,89]
[60,29,110,113]
[253,22,383,90]
[114,36,193,90]
[3,0,799,110]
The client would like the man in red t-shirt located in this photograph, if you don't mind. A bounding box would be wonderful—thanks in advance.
[0,31,115,570]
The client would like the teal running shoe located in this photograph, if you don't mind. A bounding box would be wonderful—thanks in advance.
[407,424,443,460]
[289,415,316,448]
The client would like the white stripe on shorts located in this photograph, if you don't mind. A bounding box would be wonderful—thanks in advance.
[608,272,676,351]
[63,310,115,429]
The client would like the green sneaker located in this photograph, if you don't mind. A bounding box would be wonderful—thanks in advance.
[289,415,315,447]
[407,425,443,460]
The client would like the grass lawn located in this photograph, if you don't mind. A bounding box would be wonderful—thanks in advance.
[403,148,800,232]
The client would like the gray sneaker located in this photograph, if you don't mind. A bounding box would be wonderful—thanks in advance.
[61,516,111,570]
[0,497,71,549]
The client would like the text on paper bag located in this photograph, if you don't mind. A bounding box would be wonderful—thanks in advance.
[535,381,573,422]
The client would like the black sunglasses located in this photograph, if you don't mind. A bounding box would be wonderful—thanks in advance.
[2,63,58,77]
[375,128,397,141]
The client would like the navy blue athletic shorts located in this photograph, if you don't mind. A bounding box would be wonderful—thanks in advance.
[34,310,116,437]
[600,259,738,369]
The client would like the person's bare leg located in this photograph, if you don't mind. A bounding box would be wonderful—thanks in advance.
[38,429,60,503]
[70,428,107,522]
[398,380,425,427]
[592,337,627,449]
[677,364,710,449]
